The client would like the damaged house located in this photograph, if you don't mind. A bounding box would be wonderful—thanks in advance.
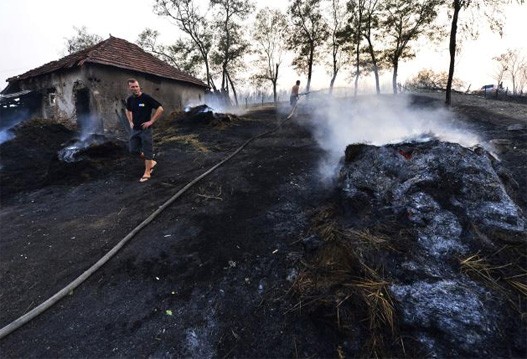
[0,36,208,136]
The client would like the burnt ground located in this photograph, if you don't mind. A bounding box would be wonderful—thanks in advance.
[0,92,526,358]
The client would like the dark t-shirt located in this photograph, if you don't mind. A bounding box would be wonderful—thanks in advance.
[126,93,162,130]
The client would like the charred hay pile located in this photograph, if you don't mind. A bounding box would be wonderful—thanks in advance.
[295,139,526,358]
[170,104,242,128]
[0,105,244,199]
[0,119,127,198]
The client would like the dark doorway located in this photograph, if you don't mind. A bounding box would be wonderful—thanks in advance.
[74,88,91,134]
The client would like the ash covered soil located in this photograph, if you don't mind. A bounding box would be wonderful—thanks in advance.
[0,92,526,358]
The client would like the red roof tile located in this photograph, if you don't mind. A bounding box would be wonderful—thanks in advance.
[8,36,208,88]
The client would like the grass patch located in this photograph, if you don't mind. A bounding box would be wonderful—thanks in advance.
[155,133,209,152]
[291,205,406,357]
[460,244,527,316]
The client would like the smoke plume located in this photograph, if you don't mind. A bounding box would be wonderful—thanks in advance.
[296,94,482,182]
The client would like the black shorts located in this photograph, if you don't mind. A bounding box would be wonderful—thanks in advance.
[129,128,153,160]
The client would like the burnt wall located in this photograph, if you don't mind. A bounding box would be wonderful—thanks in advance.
[7,65,206,138]
[12,70,82,122]
[84,65,207,138]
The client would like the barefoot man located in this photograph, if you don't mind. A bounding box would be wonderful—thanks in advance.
[125,79,164,182]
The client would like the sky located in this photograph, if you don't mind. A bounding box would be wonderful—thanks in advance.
[0,0,525,94]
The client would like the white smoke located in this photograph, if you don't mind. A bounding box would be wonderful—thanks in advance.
[0,129,14,144]
[78,114,103,141]
[0,108,30,145]
[295,94,482,181]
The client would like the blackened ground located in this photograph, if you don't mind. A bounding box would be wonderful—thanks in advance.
[0,104,339,358]
[0,94,526,358]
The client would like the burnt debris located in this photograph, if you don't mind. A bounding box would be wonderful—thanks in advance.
[337,139,526,357]
[172,104,240,127]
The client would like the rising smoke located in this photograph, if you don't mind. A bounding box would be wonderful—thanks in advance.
[296,94,483,182]
[0,109,30,145]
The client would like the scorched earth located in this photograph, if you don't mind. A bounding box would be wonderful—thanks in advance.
[0,92,526,358]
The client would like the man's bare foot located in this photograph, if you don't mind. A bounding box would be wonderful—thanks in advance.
[150,160,157,174]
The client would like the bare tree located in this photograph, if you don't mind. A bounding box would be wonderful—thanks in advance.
[444,0,524,105]
[288,0,329,92]
[494,49,526,94]
[251,8,288,103]
[64,26,102,55]
[350,1,364,97]
[361,0,383,94]
[210,0,254,106]
[493,52,508,96]
[381,0,444,94]
[340,0,365,97]
[154,0,216,90]
[324,0,348,94]
[518,66,527,95]
[136,29,181,69]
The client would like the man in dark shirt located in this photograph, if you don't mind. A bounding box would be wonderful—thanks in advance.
[125,78,164,182]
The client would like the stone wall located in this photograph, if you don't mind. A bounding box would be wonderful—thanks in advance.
[9,64,207,137]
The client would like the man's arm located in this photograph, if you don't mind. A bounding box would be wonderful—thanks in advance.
[141,106,164,129]
[125,109,133,128]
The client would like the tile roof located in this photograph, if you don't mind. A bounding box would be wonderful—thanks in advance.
[7,36,208,88]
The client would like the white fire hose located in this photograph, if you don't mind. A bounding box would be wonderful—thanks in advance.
[0,97,304,340]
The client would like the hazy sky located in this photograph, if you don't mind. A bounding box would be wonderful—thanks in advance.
[0,0,525,94]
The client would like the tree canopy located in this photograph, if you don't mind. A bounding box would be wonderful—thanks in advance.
[63,26,102,55]
[127,0,525,103]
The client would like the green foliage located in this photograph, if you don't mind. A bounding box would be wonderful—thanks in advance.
[210,0,255,92]
[63,26,102,55]
[287,0,329,91]
[136,28,204,77]
[154,0,215,89]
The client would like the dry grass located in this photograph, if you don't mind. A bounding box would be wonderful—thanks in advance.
[349,229,392,250]
[291,206,401,357]
[156,134,209,152]
[460,246,527,315]
[354,278,395,331]
[460,253,502,289]
[507,278,527,297]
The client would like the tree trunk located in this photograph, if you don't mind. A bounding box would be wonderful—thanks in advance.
[307,43,314,92]
[273,64,279,103]
[227,71,239,107]
[373,65,380,95]
[354,40,360,97]
[203,54,216,91]
[366,37,380,95]
[446,0,461,106]
[329,71,337,95]
[392,59,399,94]
[354,8,363,97]
[329,53,338,95]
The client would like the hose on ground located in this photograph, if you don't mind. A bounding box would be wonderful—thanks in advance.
[0,101,301,340]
